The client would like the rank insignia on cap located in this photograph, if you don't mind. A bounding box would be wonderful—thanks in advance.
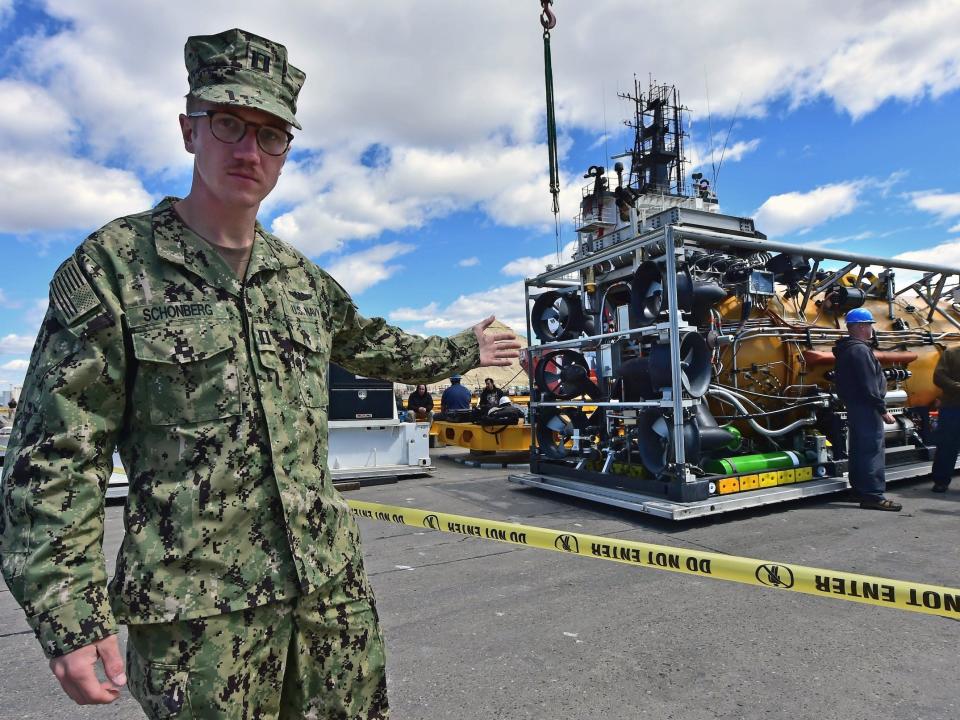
[250,50,271,73]
[184,28,305,130]
[50,255,101,325]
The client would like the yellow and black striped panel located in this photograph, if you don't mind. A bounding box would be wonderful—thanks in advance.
[715,466,818,495]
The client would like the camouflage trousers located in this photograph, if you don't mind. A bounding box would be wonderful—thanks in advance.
[125,559,388,719]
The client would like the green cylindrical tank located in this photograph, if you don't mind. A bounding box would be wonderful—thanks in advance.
[704,450,802,476]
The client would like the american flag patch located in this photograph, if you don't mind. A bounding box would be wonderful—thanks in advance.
[50,256,101,325]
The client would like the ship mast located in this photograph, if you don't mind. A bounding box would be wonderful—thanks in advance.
[618,80,687,199]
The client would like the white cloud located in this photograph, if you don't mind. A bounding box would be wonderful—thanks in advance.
[0,334,36,354]
[893,239,960,288]
[22,6,190,173]
[389,281,526,335]
[501,241,578,278]
[21,2,548,173]
[270,142,579,256]
[895,239,960,270]
[0,152,152,233]
[20,1,959,173]
[389,303,440,323]
[811,1,960,119]
[754,181,862,236]
[392,239,584,333]
[715,138,761,166]
[873,170,908,198]
[687,136,761,176]
[325,242,415,295]
[270,190,408,256]
[0,0,956,253]
[0,359,30,372]
[554,0,960,128]
[0,80,75,152]
[588,133,613,151]
[458,257,480,268]
[0,79,151,236]
[909,191,960,221]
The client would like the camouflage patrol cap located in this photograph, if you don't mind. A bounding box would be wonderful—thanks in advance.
[185,28,305,130]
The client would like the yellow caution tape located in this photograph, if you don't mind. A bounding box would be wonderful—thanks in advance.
[349,500,960,619]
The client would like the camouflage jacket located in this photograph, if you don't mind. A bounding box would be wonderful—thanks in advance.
[0,198,479,658]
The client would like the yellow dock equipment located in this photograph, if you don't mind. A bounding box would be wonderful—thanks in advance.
[432,420,531,453]
[428,395,530,447]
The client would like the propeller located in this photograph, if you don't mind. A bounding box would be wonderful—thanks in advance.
[531,290,585,342]
[536,407,590,459]
[647,332,712,398]
[534,350,602,400]
[630,261,693,325]
[631,261,664,325]
[636,410,701,475]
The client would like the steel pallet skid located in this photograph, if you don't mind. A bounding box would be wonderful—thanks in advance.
[509,460,937,520]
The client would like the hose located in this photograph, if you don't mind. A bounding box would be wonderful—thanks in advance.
[707,387,819,437]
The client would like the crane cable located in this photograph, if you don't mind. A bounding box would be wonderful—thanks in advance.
[540,0,561,261]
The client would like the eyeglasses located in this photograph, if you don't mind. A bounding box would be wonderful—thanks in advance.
[187,111,294,156]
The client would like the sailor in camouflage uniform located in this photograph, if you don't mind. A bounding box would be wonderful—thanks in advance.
[0,28,519,719]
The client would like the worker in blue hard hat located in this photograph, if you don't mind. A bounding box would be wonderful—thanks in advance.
[843,307,875,324]
[832,307,902,511]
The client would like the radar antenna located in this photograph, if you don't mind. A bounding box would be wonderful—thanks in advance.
[618,79,688,199]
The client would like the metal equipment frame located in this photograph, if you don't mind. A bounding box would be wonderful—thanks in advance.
[511,210,960,519]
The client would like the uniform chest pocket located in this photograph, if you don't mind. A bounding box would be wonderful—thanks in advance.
[131,323,241,425]
[287,318,329,407]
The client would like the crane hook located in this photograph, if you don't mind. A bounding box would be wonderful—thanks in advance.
[540,0,557,30]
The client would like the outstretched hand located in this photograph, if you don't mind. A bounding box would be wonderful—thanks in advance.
[50,634,126,705]
[473,315,522,367]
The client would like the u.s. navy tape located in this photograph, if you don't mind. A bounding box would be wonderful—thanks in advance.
[349,500,960,619]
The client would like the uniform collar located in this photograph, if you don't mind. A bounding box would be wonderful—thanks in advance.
[151,197,299,293]
[248,224,302,278]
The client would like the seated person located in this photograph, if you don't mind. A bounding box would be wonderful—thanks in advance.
[405,384,434,422]
[440,374,472,414]
[479,395,525,425]
[478,377,505,411]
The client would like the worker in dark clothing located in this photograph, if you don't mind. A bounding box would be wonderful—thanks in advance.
[832,308,901,511]
[478,377,505,412]
[405,384,434,422]
[931,346,960,492]
[441,374,472,413]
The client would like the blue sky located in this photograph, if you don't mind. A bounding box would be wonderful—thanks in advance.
[2,1,960,392]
